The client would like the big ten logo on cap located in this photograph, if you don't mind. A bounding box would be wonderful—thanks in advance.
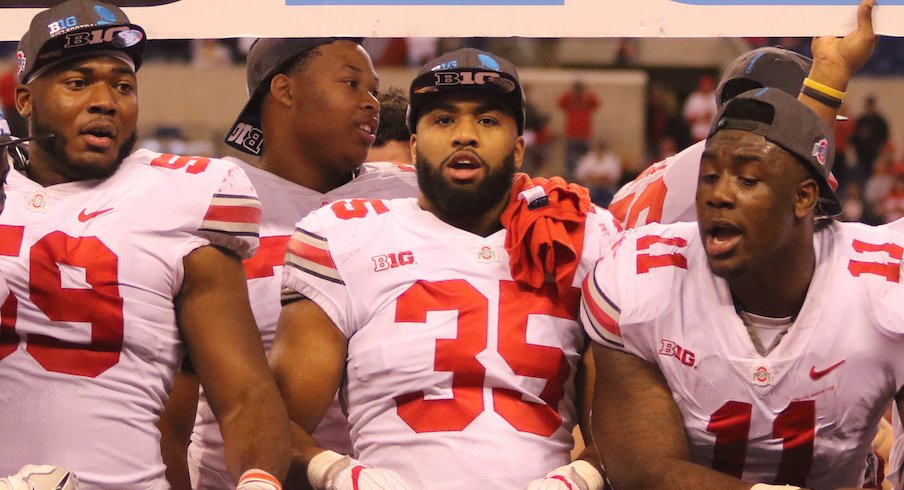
[434,71,501,87]
[227,123,263,154]
[48,16,77,35]
[64,26,143,49]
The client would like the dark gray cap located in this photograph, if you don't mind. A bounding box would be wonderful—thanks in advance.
[17,0,145,84]
[709,88,840,217]
[407,48,525,134]
[224,38,361,156]
[716,47,812,107]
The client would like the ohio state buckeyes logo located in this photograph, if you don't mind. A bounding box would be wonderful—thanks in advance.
[752,364,772,386]
[812,138,829,166]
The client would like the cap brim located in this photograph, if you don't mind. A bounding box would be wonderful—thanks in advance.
[224,92,265,156]
[23,23,146,83]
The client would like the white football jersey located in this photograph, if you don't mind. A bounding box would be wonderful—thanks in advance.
[281,197,620,489]
[581,221,904,489]
[609,141,703,228]
[0,149,260,489]
[189,160,418,488]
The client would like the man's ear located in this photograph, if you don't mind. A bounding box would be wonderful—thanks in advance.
[15,85,33,118]
[795,178,820,218]
[269,74,293,107]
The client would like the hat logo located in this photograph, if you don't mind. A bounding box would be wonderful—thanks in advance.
[113,29,143,48]
[16,51,26,75]
[64,26,130,49]
[433,71,501,87]
[95,5,118,25]
[48,16,77,35]
[478,54,500,71]
[812,138,828,166]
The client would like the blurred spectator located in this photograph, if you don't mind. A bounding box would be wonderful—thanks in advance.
[558,80,600,179]
[646,83,691,158]
[863,152,897,224]
[851,95,889,179]
[0,60,25,137]
[841,181,865,223]
[615,38,638,67]
[367,87,411,164]
[831,105,857,192]
[574,140,622,207]
[191,39,232,67]
[683,74,718,142]
[521,84,552,176]
[876,167,904,224]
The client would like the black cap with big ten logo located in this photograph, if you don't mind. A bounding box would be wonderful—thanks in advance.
[407,48,525,135]
[715,47,812,107]
[17,0,145,84]
[709,87,840,217]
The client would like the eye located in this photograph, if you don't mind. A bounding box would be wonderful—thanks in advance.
[115,81,134,94]
[477,116,499,126]
[344,79,359,89]
[64,78,88,90]
[738,176,758,187]
[433,115,454,126]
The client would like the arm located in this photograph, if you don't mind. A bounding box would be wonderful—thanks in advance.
[158,369,200,490]
[798,0,876,125]
[270,298,347,488]
[177,245,291,484]
[591,343,755,490]
[575,348,601,468]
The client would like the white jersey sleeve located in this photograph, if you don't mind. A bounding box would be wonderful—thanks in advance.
[197,166,261,260]
[609,142,704,228]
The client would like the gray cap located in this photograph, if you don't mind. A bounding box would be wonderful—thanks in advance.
[407,48,525,134]
[716,47,812,107]
[224,38,361,156]
[17,0,145,84]
[709,87,840,217]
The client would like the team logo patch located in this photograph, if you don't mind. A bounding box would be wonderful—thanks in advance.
[16,51,26,75]
[26,191,49,213]
[658,339,696,367]
[751,364,772,386]
[372,251,414,271]
[478,54,500,70]
[95,5,118,24]
[476,246,498,263]
[812,138,828,166]
[226,123,264,155]
[113,29,143,48]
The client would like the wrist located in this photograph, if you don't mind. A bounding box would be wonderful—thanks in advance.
[570,460,606,490]
[237,469,282,490]
[750,484,802,490]
[307,449,347,489]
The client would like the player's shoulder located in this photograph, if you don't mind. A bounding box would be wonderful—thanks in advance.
[299,197,412,248]
[591,222,696,317]
[126,149,244,186]
[828,221,904,337]
[336,161,419,200]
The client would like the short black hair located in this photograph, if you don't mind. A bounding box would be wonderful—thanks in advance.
[374,87,409,147]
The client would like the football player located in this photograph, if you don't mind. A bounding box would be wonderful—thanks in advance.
[0,1,290,488]
[157,38,420,489]
[270,48,619,489]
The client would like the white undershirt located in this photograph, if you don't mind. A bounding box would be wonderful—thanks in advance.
[740,311,793,356]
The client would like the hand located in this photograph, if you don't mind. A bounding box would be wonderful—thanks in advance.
[0,465,78,490]
[809,0,877,90]
[527,460,606,490]
[307,450,413,490]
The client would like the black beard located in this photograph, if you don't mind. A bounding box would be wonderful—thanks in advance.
[31,107,136,182]
[416,150,517,223]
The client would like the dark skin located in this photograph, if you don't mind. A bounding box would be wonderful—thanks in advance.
[16,55,291,484]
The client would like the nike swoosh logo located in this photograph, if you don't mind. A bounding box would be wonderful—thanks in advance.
[78,208,113,222]
[810,360,846,380]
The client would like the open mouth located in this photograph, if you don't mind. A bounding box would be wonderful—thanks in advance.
[704,222,742,257]
[444,151,483,181]
[81,124,117,149]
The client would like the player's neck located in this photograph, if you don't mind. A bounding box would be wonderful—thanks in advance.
[418,194,507,237]
[24,150,71,187]
[259,148,355,194]
[728,242,816,319]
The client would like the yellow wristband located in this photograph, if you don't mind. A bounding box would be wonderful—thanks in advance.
[802,78,846,101]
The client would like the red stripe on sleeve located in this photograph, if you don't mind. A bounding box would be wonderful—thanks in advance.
[286,236,337,270]
[204,204,262,225]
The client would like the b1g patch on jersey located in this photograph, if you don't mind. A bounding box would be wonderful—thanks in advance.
[658,339,696,367]
[372,251,415,272]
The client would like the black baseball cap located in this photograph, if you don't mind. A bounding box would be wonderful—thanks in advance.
[716,47,812,107]
[407,48,525,135]
[224,38,362,156]
[17,0,146,84]
[709,87,840,217]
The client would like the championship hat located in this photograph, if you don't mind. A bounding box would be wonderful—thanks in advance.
[17,0,146,84]
[715,47,812,107]
[709,87,840,217]
[224,38,362,156]
[407,48,525,134]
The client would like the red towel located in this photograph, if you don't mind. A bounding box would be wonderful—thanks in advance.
[500,173,593,295]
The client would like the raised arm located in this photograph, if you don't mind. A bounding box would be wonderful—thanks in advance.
[177,245,291,487]
[798,0,876,124]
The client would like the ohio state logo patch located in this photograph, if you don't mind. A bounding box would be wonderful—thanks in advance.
[812,138,829,166]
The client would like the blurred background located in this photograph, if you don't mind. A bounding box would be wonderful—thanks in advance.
[1,35,902,223]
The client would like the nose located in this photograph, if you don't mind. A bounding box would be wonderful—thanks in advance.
[705,174,735,210]
[87,83,118,116]
[451,117,479,148]
[363,91,380,114]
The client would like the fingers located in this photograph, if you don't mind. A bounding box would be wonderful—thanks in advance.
[856,0,875,38]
